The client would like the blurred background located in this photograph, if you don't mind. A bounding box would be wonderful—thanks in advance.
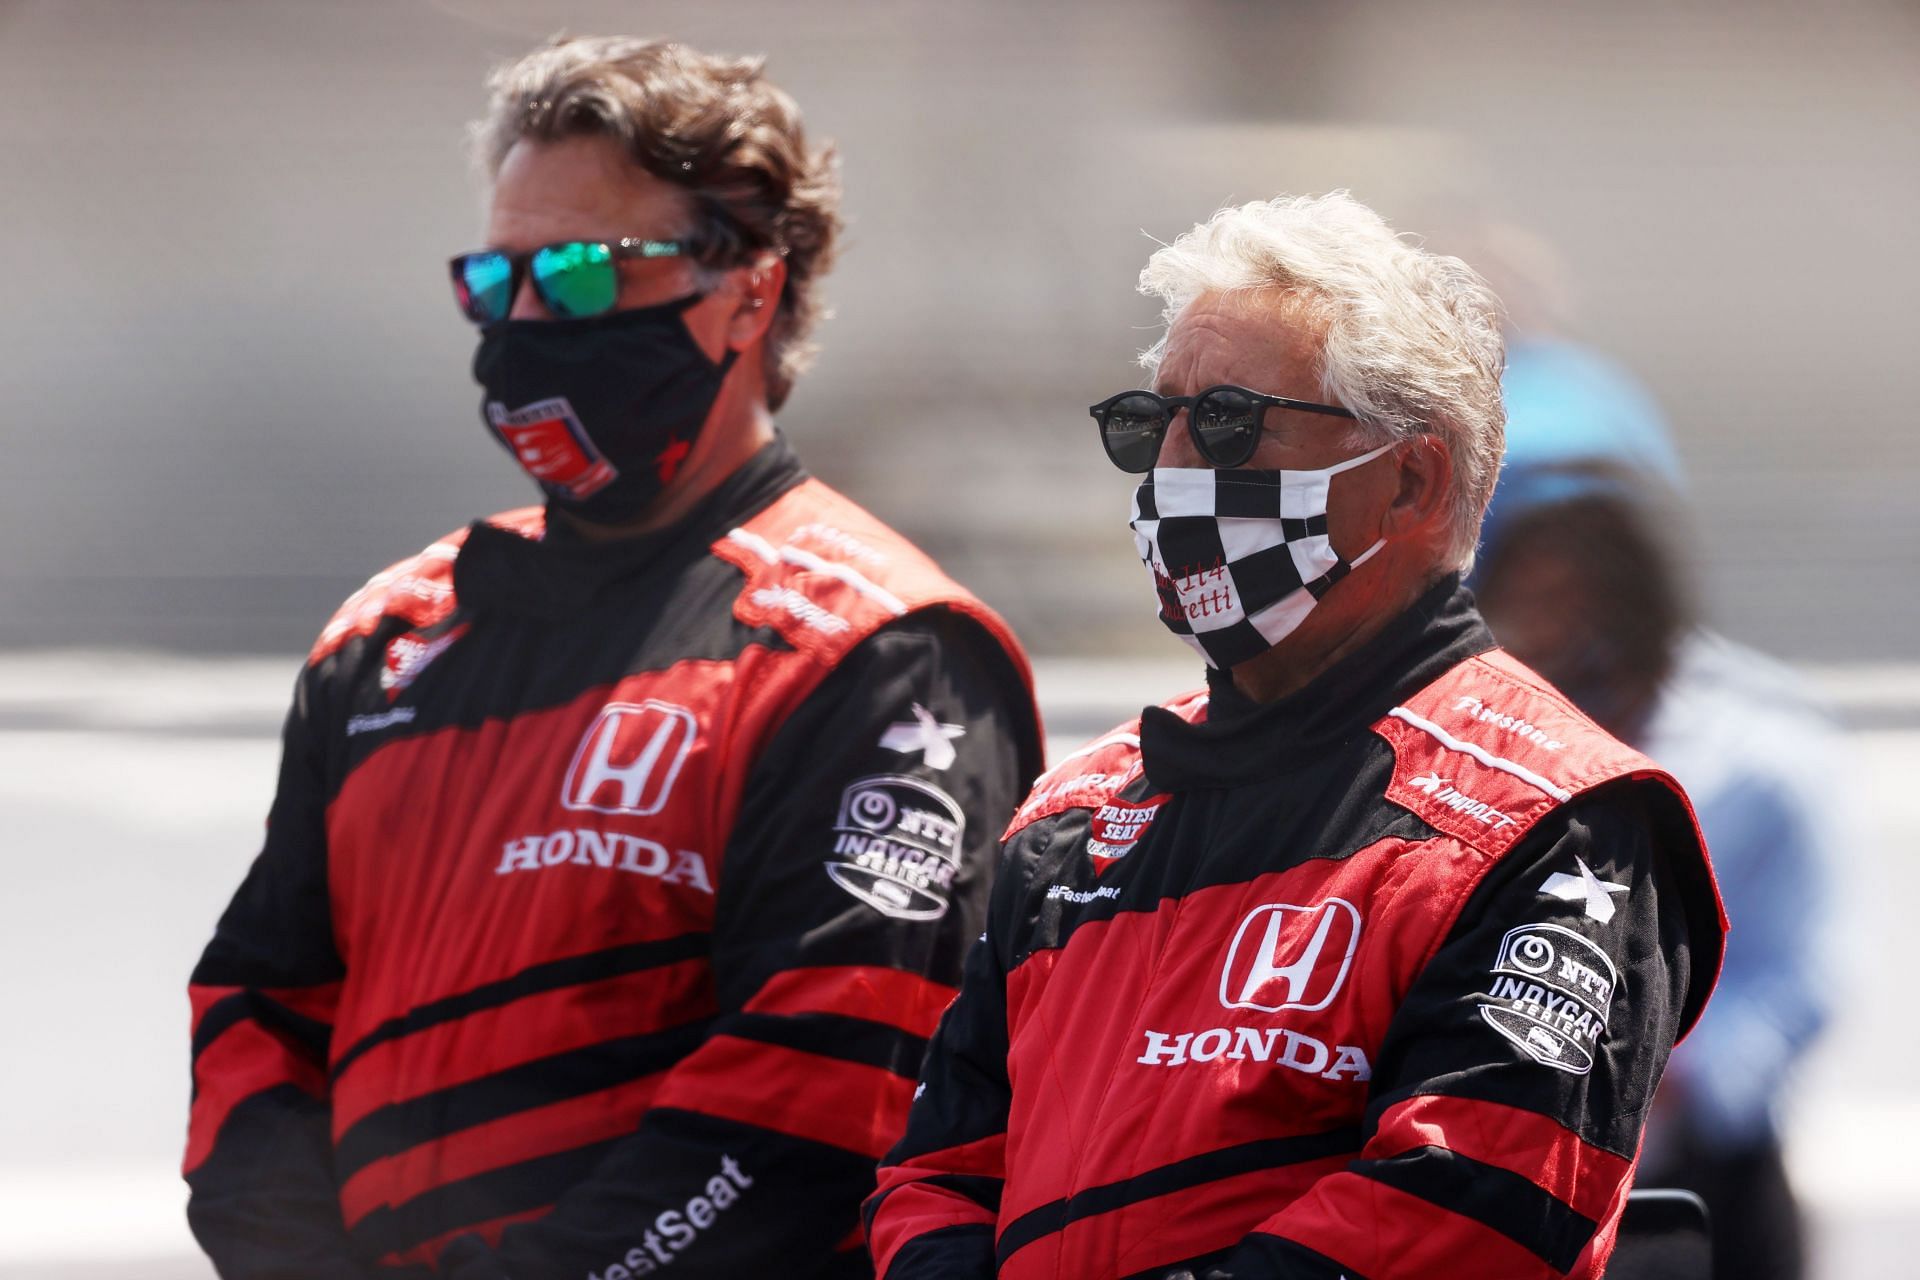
[0,0,1913,1276]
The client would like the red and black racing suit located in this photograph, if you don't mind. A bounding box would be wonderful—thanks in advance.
[867,579,1725,1280]
[185,438,1043,1279]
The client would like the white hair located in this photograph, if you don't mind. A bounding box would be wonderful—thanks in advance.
[1139,191,1506,572]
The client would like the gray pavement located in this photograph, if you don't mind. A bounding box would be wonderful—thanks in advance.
[0,651,1912,1277]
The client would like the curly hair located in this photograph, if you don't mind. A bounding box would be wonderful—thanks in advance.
[474,35,843,411]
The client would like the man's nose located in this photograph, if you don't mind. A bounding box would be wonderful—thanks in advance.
[507,275,550,320]
[1156,408,1203,468]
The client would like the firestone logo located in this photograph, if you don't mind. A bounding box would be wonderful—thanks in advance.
[1219,899,1361,1013]
[563,701,699,817]
[1452,695,1565,752]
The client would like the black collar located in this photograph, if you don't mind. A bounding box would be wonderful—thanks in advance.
[1140,575,1494,791]
[453,434,808,619]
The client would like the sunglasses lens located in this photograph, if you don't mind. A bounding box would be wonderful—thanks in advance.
[1192,388,1261,466]
[531,241,617,318]
[1100,394,1170,472]
[453,252,513,323]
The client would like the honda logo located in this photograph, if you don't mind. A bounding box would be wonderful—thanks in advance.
[561,701,698,816]
[1219,899,1361,1013]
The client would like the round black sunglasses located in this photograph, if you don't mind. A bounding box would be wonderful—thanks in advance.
[1089,385,1357,472]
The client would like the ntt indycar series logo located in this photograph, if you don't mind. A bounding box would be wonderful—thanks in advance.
[825,774,965,921]
[1478,923,1616,1075]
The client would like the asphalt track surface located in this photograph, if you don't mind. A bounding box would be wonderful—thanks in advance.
[1,652,1912,1279]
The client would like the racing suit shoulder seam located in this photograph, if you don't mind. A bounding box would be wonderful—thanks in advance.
[307,507,542,666]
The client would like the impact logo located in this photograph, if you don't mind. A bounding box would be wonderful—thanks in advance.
[380,623,468,699]
[486,396,618,499]
[1219,899,1361,1012]
[1406,772,1521,830]
[1478,923,1617,1075]
[563,701,699,817]
[1086,798,1164,860]
[826,774,965,920]
[748,586,851,636]
[1013,759,1144,829]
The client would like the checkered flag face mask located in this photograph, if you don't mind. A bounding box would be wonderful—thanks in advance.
[1129,442,1395,668]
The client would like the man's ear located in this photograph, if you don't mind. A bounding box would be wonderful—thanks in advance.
[725,253,787,352]
[1382,434,1453,543]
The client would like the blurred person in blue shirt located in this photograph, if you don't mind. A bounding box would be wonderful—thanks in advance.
[1472,343,1837,1280]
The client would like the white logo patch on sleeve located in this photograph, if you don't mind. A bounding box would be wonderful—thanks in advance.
[1478,923,1617,1075]
[825,774,966,920]
[1538,856,1630,924]
[878,703,966,770]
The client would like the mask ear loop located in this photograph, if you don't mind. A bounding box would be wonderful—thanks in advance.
[1301,439,1398,596]
[1320,439,1399,475]
[1299,535,1386,601]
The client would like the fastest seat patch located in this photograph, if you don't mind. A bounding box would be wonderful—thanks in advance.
[1478,922,1617,1075]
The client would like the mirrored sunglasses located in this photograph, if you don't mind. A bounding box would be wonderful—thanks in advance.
[448,238,688,323]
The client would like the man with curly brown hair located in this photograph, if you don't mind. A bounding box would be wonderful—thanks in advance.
[183,36,1041,1280]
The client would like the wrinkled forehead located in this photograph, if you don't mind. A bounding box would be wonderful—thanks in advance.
[1153,288,1328,395]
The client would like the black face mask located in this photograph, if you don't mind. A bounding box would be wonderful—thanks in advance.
[472,294,737,526]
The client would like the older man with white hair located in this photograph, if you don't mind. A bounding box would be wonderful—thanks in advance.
[866,193,1726,1280]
